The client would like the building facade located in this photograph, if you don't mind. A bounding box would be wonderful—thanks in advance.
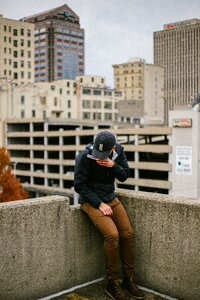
[3,76,120,124]
[22,4,84,82]
[0,15,34,85]
[113,58,164,125]
[76,75,121,123]
[154,19,200,123]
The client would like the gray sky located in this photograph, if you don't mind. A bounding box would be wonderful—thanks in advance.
[1,0,200,87]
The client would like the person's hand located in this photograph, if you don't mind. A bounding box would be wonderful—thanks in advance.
[96,158,115,168]
[99,202,113,216]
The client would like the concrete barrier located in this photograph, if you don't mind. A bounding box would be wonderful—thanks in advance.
[0,191,200,300]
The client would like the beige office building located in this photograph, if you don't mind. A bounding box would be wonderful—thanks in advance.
[1,76,120,127]
[0,15,35,138]
[154,19,200,123]
[113,58,164,125]
[76,75,121,123]
[14,80,77,119]
[0,15,34,85]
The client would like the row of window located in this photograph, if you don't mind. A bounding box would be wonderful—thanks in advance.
[3,58,32,67]
[115,69,143,75]
[20,109,72,119]
[82,100,117,109]
[83,89,115,96]
[3,69,32,79]
[82,112,117,121]
[3,26,32,37]
[3,48,32,58]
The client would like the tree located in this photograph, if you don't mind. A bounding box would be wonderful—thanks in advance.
[0,147,28,202]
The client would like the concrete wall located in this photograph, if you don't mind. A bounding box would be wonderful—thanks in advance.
[0,191,200,300]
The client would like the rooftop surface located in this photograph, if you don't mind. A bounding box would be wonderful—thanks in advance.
[48,279,168,300]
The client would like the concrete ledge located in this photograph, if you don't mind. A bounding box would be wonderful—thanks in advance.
[116,189,200,300]
[0,191,200,299]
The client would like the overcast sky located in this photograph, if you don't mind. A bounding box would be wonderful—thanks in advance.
[1,0,200,87]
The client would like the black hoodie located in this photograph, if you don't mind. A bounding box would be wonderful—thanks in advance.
[74,142,130,208]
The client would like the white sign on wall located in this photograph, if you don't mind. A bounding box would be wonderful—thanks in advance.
[176,146,192,176]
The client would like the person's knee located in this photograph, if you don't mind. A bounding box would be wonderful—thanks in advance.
[105,230,119,247]
[120,228,134,240]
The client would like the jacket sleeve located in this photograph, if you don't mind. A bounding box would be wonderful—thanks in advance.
[74,152,102,208]
[112,148,130,182]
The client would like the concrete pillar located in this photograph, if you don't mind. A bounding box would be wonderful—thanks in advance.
[169,109,200,199]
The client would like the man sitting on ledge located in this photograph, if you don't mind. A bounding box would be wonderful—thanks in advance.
[74,130,144,300]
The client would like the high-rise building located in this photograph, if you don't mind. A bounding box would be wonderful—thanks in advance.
[154,19,200,123]
[113,58,164,125]
[22,4,85,82]
[0,15,34,85]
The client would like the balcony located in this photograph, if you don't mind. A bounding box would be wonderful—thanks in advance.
[0,190,199,300]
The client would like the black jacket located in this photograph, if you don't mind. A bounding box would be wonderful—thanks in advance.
[74,142,130,208]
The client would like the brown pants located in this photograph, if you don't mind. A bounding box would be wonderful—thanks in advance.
[81,198,134,281]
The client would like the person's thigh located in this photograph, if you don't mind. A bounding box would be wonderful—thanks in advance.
[81,202,118,238]
[110,198,133,236]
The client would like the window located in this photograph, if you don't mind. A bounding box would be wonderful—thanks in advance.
[4,36,7,42]
[104,101,112,109]
[93,100,101,109]
[14,51,18,58]
[14,73,18,79]
[21,39,24,46]
[93,90,101,95]
[21,28,24,36]
[27,29,31,37]
[54,97,58,106]
[27,40,31,47]
[14,61,18,68]
[83,89,91,95]
[104,113,112,120]
[13,29,18,36]
[51,85,55,90]
[68,100,71,108]
[21,50,24,57]
[40,97,46,105]
[82,100,91,108]
[21,110,25,118]
[93,112,101,120]
[83,112,90,119]
[32,110,36,117]
[21,95,25,105]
